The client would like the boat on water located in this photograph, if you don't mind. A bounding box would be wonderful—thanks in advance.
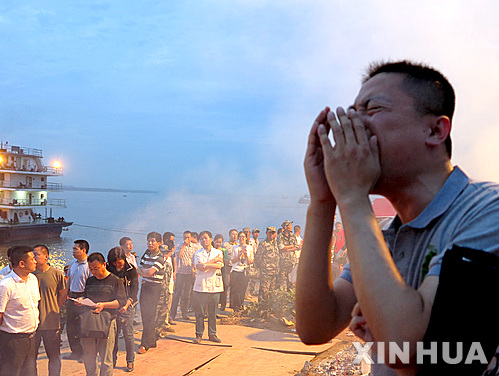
[0,142,72,242]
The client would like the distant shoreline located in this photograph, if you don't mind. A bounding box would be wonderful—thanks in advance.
[64,186,158,194]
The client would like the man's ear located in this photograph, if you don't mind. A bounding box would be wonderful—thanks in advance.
[425,115,451,147]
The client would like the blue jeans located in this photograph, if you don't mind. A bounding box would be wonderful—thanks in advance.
[113,305,135,364]
[193,292,219,338]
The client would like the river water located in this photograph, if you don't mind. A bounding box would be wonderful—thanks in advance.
[0,190,308,268]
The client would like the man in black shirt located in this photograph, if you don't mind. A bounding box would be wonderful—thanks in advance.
[78,253,126,376]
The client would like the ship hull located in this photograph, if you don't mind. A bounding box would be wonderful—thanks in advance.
[0,222,72,242]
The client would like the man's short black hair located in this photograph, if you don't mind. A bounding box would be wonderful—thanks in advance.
[74,239,90,253]
[10,245,34,267]
[164,239,175,251]
[33,244,49,255]
[119,237,132,246]
[88,252,106,264]
[163,232,175,243]
[191,232,198,240]
[147,232,162,243]
[364,60,455,158]
[183,230,192,236]
[199,230,212,239]
[108,247,126,265]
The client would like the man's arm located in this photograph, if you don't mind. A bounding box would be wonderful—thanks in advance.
[93,300,120,313]
[58,287,68,308]
[296,201,358,344]
[195,254,223,272]
[296,108,358,344]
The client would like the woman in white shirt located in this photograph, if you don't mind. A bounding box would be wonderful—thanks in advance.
[229,231,254,312]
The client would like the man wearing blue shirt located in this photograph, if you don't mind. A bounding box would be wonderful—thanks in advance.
[296,61,499,376]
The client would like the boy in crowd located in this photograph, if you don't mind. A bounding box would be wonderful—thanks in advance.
[120,237,137,269]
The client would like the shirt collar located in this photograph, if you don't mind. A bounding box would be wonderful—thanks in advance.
[10,270,26,283]
[388,166,469,231]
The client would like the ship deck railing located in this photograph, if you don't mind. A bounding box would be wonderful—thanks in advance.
[0,198,66,207]
[0,182,63,191]
[0,145,42,157]
[0,165,63,175]
[0,217,70,226]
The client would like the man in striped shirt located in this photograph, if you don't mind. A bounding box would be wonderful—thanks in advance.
[137,232,165,354]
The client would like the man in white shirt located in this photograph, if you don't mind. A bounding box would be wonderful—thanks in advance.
[192,231,224,344]
[0,245,40,376]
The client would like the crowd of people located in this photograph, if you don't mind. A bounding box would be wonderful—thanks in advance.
[0,219,347,376]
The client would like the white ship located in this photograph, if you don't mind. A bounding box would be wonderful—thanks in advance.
[0,142,72,242]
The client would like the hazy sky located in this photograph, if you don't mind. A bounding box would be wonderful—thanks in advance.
[2,0,499,196]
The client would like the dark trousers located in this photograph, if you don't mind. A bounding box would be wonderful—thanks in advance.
[170,273,194,319]
[193,292,219,337]
[0,330,37,376]
[139,282,162,350]
[219,268,230,310]
[66,298,84,355]
[35,329,61,376]
[230,271,248,312]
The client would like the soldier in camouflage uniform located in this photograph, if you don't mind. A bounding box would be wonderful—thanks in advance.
[254,226,280,301]
[277,220,299,291]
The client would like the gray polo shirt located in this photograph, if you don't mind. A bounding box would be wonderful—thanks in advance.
[339,166,499,375]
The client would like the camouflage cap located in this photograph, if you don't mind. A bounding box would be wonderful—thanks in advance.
[281,220,293,228]
[252,228,260,233]
[242,227,251,232]
[266,226,276,232]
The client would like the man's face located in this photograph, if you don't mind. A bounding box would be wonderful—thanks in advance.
[199,233,212,249]
[113,258,125,271]
[122,240,133,253]
[147,237,160,252]
[21,251,37,273]
[213,238,223,249]
[285,223,292,232]
[183,233,191,245]
[72,244,86,260]
[353,73,430,193]
[238,232,247,244]
[33,247,48,268]
[266,231,276,241]
[89,260,107,279]
[252,231,259,239]
[335,223,342,232]
[229,230,238,242]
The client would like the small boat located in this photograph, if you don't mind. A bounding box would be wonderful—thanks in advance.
[298,194,310,204]
[0,142,72,242]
